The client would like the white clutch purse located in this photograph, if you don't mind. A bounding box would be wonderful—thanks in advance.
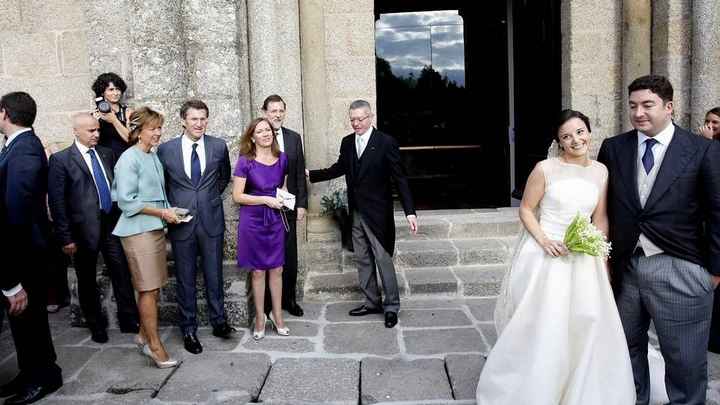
[275,188,296,211]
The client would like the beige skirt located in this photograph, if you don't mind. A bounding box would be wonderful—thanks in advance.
[120,230,168,292]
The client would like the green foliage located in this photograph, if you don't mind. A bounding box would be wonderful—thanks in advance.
[320,189,347,216]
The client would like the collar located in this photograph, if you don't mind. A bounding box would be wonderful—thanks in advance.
[275,127,283,137]
[182,133,205,148]
[356,127,373,139]
[4,127,32,147]
[638,122,674,147]
[74,140,95,155]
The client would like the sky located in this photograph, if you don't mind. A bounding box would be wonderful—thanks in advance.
[376,10,466,86]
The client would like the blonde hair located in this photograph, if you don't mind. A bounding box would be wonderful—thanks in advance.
[128,106,164,145]
[238,117,279,159]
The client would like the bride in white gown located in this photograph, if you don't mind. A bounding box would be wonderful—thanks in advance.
[476,110,639,404]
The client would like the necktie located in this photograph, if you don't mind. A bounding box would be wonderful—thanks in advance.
[641,138,658,174]
[1,135,7,154]
[88,149,112,213]
[356,135,365,157]
[191,143,201,186]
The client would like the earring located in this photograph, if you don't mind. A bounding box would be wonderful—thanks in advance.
[252,139,255,144]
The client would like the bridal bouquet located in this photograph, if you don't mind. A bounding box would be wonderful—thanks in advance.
[563,213,611,258]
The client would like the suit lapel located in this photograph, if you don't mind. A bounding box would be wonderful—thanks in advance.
[357,129,379,180]
[643,128,693,211]
[617,131,642,210]
[97,148,114,183]
[199,135,214,187]
[70,144,93,180]
[282,128,295,157]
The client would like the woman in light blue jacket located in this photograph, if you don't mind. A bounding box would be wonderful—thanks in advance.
[113,106,179,368]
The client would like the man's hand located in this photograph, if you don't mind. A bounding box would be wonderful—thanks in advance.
[7,288,28,316]
[406,214,418,235]
[62,242,77,256]
[712,275,720,288]
[297,207,306,221]
[305,169,310,177]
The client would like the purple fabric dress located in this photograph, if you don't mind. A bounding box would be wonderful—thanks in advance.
[235,153,288,270]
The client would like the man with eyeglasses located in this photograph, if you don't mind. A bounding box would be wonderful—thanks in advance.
[308,99,417,328]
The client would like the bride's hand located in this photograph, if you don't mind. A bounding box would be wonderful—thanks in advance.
[539,238,569,257]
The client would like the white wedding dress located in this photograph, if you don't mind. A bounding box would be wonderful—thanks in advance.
[476,158,637,404]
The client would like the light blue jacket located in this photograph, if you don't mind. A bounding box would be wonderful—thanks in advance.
[112,146,169,237]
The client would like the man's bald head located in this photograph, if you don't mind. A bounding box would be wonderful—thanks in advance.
[72,112,100,148]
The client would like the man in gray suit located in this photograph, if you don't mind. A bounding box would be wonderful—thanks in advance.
[157,99,233,354]
[262,95,307,316]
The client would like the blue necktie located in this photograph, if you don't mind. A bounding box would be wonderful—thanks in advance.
[641,138,658,174]
[191,143,201,187]
[88,149,112,213]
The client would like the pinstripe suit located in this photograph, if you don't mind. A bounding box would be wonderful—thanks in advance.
[598,125,720,405]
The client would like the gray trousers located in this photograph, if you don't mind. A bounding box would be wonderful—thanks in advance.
[617,250,714,405]
[352,211,400,313]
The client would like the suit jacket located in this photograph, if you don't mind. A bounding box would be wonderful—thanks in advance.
[48,143,120,251]
[281,127,308,212]
[157,134,231,241]
[309,128,415,255]
[597,125,720,275]
[0,130,51,290]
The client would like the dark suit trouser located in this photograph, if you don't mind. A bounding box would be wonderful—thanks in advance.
[47,222,70,306]
[265,212,299,312]
[617,251,713,405]
[74,214,138,329]
[171,224,225,334]
[5,252,62,386]
[352,212,400,313]
[708,288,720,352]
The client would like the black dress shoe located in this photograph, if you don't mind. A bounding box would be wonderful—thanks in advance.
[90,328,109,344]
[212,323,236,339]
[0,375,23,398]
[384,312,398,328]
[183,333,203,354]
[5,380,62,405]
[348,305,383,316]
[283,302,304,317]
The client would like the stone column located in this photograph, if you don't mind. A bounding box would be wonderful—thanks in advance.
[652,1,692,127]
[621,0,651,132]
[691,0,720,128]
[560,0,623,157]
[246,0,304,132]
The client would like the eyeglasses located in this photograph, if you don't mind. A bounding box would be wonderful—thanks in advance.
[350,115,370,124]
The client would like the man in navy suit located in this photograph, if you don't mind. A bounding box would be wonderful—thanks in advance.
[48,113,140,343]
[598,75,720,404]
[0,92,62,404]
[308,100,417,328]
[157,99,233,354]
[261,94,307,316]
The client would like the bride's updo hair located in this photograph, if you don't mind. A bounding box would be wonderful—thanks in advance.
[555,109,591,143]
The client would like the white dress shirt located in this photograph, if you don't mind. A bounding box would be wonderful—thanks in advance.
[2,128,32,297]
[182,134,206,179]
[355,127,373,157]
[275,127,285,152]
[74,140,112,209]
[636,122,675,256]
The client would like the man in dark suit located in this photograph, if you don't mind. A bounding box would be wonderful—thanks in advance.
[157,99,233,354]
[47,113,140,343]
[308,100,417,328]
[598,75,720,405]
[262,94,307,317]
[0,91,63,404]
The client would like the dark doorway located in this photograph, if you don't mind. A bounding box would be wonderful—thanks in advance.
[374,0,560,209]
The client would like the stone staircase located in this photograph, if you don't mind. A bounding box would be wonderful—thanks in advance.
[303,208,521,301]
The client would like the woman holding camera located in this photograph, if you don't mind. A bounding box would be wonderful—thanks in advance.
[232,118,290,340]
[92,72,133,158]
[113,107,179,368]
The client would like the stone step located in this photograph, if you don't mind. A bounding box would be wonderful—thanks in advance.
[304,264,508,301]
[395,208,521,241]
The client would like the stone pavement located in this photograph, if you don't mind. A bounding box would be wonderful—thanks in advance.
[2,298,720,404]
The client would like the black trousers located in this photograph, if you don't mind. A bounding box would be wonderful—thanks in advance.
[73,214,138,328]
[265,212,299,312]
[47,222,70,307]
[5,252,62,386]
[709,288,720,353]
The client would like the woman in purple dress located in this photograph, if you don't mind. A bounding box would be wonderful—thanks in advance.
[232,117,290,340]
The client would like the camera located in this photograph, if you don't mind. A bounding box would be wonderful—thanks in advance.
[95,97,112,114]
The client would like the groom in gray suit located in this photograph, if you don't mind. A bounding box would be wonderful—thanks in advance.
[157,99,233,354]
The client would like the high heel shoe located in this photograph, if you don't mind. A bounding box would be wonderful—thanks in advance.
[142,344,178,369]
[268,313,290,336]
[252,314,268,340]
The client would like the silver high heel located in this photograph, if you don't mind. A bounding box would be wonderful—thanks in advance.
[268,313,290,336]
[252,314,267,340]
[142,344,178,369]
